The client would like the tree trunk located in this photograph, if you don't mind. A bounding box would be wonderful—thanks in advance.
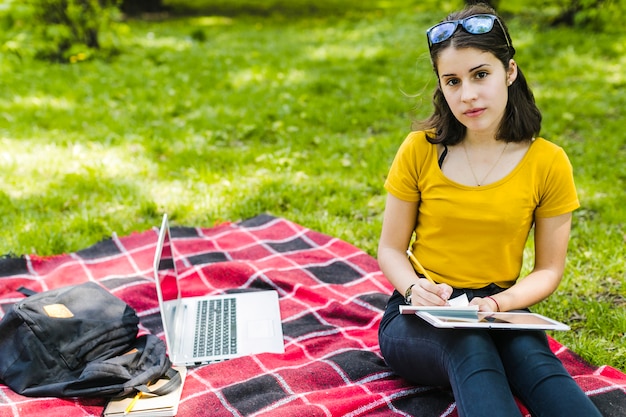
[120,0,164,15]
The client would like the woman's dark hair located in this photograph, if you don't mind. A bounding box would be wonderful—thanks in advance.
[419,3,541,145]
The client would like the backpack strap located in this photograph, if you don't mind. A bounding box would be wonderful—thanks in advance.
[135,368,182,396]
[16,286,37,297]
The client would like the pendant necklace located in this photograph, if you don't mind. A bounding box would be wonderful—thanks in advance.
[463,141,509,186]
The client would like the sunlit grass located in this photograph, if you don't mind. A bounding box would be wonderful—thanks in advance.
[0,0,624,370]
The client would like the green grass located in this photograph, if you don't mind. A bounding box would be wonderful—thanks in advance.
[0,1,624,370]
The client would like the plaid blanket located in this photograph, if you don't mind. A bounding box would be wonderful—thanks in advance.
[0,214,624,417]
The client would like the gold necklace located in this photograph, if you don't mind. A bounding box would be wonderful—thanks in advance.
[462,141,509,186]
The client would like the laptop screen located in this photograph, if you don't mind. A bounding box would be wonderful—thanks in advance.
[154,216,180,303]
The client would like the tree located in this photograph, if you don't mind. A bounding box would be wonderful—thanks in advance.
[3,0,123,62]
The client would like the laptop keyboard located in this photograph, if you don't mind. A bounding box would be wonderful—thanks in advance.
[193,298,237,358]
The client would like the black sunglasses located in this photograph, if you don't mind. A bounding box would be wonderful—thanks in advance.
[426,14,511,49]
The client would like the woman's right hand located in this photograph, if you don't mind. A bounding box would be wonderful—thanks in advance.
[409,279,453,306]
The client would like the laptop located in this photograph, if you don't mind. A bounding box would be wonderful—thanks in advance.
[153,214,285,366]
[399,305,570,331]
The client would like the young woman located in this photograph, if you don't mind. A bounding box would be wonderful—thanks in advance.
[377,4,602,417]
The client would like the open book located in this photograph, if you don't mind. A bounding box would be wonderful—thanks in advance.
[399,293,479,321]
[104,367,187,417]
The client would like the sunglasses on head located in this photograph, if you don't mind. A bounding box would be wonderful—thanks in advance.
[426,14,511,50]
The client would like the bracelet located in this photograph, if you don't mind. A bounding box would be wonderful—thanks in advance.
[486,296,500,312]
[404,283,416,305]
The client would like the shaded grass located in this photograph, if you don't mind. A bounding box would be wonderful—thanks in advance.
[0,1,624,369]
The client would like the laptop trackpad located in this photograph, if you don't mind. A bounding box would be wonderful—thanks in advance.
[247,320,274,338]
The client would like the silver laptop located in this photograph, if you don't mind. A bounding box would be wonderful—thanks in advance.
[153,214,285,367]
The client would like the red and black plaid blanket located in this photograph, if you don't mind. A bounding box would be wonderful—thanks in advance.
[1,214,624,417]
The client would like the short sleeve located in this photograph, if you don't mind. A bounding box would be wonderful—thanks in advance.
[384,132,431,202]
[535,146,580,218]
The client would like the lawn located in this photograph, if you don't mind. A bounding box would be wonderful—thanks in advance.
[0,0,624,370]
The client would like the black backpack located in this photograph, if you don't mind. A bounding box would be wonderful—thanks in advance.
[0,282,180,398]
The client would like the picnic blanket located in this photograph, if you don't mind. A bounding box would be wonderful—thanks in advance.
[0,214,624,417]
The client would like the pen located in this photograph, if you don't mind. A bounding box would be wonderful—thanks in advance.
[124,391,142,415]
[406,250,437,284]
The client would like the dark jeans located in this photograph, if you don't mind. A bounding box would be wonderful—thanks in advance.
[379,289,602,417]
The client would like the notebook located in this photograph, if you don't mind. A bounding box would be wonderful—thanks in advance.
[153,214,285,367]
[103,367,187,417]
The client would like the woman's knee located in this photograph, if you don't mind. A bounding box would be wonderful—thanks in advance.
[493,331,560,374]
[379,318,453,385]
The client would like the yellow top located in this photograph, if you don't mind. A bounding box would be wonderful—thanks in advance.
[384,131,580,289]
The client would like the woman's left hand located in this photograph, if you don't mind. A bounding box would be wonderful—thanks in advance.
[469,297,498,312]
